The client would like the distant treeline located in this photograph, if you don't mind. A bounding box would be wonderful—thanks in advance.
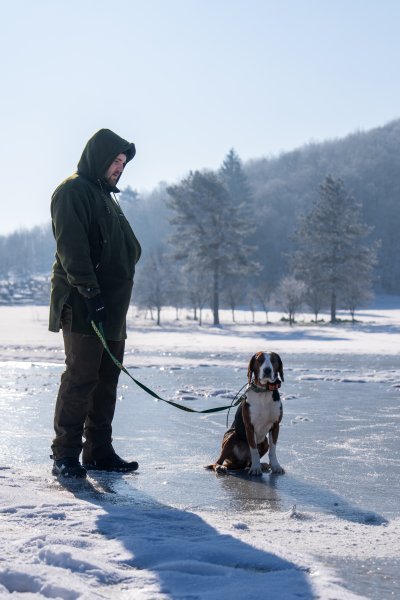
[0,118,399,308]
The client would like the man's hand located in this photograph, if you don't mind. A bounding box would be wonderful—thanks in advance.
[85,294,107,325]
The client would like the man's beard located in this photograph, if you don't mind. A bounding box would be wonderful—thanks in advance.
[105,173,120,186]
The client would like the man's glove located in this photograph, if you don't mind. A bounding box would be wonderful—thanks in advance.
[85,294,107,325]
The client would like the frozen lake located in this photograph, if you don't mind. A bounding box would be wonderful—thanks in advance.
[1,350,399,599]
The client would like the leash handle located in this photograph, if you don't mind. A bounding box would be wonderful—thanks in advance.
[91,321,242,414]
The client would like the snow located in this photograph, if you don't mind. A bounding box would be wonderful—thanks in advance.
[0,300,399,599]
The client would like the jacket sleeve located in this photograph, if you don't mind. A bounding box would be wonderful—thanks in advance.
[51,186,100,295]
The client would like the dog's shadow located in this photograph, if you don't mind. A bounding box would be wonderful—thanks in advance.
[215,469,388,526]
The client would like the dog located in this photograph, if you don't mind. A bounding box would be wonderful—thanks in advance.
[206,351,285,476]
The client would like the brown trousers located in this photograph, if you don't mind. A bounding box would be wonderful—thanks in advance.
[51,306,125,460]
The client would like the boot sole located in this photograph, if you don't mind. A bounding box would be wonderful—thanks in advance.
[52,467,87,479]
[83,463,139,473]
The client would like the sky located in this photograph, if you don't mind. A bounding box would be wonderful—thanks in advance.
[1,0,400,234]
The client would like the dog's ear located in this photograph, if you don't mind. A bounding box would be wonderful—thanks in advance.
[278,354,284,383]
[272,352,284,382]
[247,355,256,384]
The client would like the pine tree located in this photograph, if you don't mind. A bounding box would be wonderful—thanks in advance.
[166,170,255,325]
[292,176,378,322]
[219,148,252,207]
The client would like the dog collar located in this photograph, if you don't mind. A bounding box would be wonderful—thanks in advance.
[249,381,281,401]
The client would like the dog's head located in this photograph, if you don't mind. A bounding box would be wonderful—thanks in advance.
[247,351,284,386]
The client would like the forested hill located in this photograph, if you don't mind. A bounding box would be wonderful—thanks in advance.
[244,119,400,291]
[1,119,400,295]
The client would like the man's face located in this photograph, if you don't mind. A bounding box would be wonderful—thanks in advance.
[104,153,127,186]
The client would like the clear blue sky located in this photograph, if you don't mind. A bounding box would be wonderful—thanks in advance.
[1,0,399,234]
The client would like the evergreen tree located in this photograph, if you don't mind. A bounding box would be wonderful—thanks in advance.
[292,176,378,322]
[220,148,252,207]
[166,170,255,325]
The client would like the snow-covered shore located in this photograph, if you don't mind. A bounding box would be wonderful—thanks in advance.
[0,302,399,599]
[1,300,400,365]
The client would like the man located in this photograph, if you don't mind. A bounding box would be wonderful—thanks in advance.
[49,129,141,478]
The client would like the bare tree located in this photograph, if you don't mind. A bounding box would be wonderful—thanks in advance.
[222,276,245,322]
[134,246,171,326]
[185,270,210,326]
[304,281,328,322]
[253,281,272,324]
[342,262,375,322]
[275,276,305,325]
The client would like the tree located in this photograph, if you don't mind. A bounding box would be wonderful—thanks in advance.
[0,225,55,278]
[247,290,257,323]
[167,264,186,320]
[134,246,171,326]
[275,276,305,325]
[341,256,375,321]
[298,260,329,321]
[253,281,272,324]
[304,283,328,322]
[222,276,245,322]
[220,148,252,207]
[292,176,378,323]
[185,270,210,325]
[166,170,256,326]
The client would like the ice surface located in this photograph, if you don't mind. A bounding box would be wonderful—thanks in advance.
[0,303,399,599]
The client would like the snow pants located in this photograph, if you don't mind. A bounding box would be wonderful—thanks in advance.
[51,306,125,461]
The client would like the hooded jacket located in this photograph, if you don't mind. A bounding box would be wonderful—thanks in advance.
[49,129,141,340]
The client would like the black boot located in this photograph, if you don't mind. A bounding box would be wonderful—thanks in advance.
[83,452,138,473]
[51,456,87,478]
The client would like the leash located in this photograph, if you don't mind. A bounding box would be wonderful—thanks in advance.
[225,385,247,427]
[91,321,243,415]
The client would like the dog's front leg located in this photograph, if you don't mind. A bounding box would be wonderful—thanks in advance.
[268,423,284,474]
[246,428,263,476]
[243,404,263,476]
[248,446,263,476]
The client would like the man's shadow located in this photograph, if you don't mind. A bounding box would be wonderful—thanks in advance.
[57,443,389,599]
[60,473,316,600]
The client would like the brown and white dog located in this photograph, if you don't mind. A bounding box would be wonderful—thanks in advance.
[206,351,285,476]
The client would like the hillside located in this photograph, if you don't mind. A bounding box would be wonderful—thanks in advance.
[245,119,400,290]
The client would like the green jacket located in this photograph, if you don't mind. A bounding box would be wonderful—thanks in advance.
[49,129,141,340]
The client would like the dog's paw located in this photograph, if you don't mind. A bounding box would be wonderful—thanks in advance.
[261,462,271,472]
[271,464,285,474]
[215,465,228,475]
[247,465,263,476]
